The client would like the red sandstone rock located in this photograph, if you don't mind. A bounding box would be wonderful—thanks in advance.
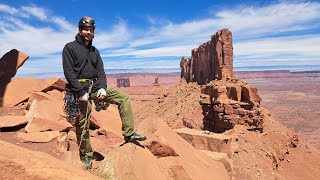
[100,143,168,180]
[146,136,179,158]
[202,151,233,175]
[25,100,72,132]
[0,49,28,76]
[135,115,229,179]
[212,29,234,80]
[26,92,54,109]
[0,50,29,107]
[46,89,63,101]
[0,140,102,179]
[227,85,242,101]
[17,131,60,143]
[241,86,261,105]
[0,115,27,128]
[180,29,234,84]
[2,78,66,107]
[2,78,43,107]
[57,132,69,152]
[40,78,66,92]
[117,78,130,87]
[174,128,232,157]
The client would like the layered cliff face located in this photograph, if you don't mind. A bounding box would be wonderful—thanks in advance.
[200,79,263,133]
[180,29,262,133]
[180,29,234,85]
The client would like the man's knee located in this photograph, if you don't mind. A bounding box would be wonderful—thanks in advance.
[117,91,130,102]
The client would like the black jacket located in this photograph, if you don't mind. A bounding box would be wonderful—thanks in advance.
[62,34,106,96]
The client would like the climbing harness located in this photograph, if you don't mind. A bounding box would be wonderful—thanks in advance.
[63,78,109,153]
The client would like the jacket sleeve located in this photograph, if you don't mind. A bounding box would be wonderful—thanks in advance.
[96,49,107,89]
[62,44,86,97]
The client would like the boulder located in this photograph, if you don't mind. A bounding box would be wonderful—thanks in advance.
[0,49,28,78]
[26,92,54,109]
[2,78,66,107]
[0,140,102,179]
[99,143,167,180]
[0,49,29,107]
[46,89,63,101]
[57,132,69,152]
[135,116,230,180]
[0,115,27,128]
[202,150,233,174]
[25,100,72,132]
[2,78,43,107]
[174,128,232,157]
[40,78,66,92]
[17,131,60,143]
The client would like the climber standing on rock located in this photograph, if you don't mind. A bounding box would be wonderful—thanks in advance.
[62,16,146,170]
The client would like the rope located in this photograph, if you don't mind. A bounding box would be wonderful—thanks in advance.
[78,79,94,152]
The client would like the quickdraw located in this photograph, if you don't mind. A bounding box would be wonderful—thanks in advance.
[63,86,80,125]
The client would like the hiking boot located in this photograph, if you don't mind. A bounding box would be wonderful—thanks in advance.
[82,156,92,170]
[124,133,147,142]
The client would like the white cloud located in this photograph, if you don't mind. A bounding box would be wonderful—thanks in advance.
[216,2,320,37]
[94,19,131,49]
[104,58,179,70]
[234,35,320,56]
[2,1,320,74]
[0,4,18,14]
[21,5,47,20]
[103,45,195,58]
[0,16,74,57]
[51,17,75,32]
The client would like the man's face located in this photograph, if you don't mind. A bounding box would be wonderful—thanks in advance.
[79,26,94,42]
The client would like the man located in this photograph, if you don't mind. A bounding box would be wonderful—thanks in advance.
[62,16,146,170]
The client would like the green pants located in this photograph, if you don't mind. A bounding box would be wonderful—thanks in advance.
[76,87,135,159]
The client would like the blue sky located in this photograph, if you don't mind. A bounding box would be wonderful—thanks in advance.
[0,0,319,75]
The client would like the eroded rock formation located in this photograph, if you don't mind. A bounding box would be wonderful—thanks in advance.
[117,78,130,87]
[0,49,29,107]
[180,29,234,84]
[180,29,262,132]
[200,79,263,132]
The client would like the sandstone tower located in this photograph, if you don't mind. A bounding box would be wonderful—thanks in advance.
[180,29,234,84]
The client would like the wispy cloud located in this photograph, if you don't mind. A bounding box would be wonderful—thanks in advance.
[95,19,131,49]
[0,4,18,14]
[21,5,47,20]
[103,45,195,58]
[0,1,319,75]
[51,17,75,32]
[216,1,320,37]
[235,35,320,56]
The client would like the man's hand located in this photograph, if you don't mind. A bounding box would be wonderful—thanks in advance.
[97,88,107,99]
[79,93,89,101]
